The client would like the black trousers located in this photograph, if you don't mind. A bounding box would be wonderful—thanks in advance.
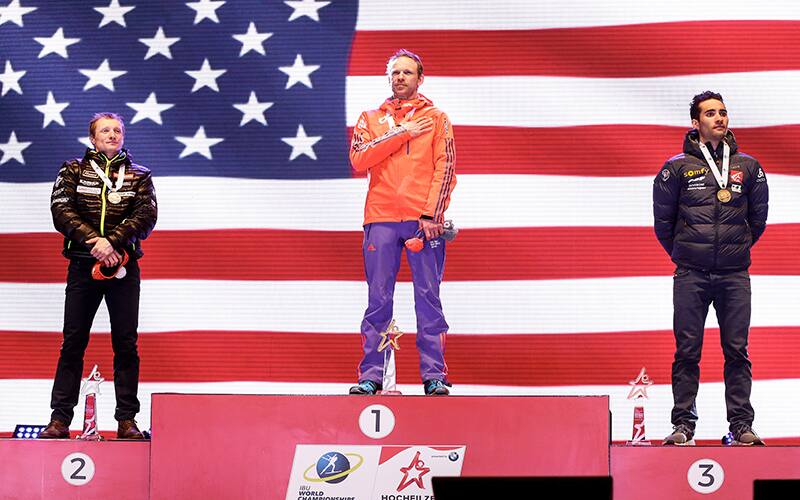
[50,258,141,425]
[671,268,754,431]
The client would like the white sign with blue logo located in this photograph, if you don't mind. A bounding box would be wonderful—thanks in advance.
[285,444,466,499]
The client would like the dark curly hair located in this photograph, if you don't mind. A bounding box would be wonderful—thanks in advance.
[690,91,724,121]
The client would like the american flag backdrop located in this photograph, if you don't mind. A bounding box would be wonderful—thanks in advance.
[1,0,800,442]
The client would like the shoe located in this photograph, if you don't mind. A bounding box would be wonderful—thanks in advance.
[732,424,765,446]
[663,424,695,445]
[38,419,69,439]
[423,379,450,396]
[117,419,145,440]
[349,380,381,395]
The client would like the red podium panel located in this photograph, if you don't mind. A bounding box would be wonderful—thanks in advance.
[612,445,800,499]
[149,394,609,499]
[0,439,149,499]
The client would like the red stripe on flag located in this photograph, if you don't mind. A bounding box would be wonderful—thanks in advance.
[347,125,800,177]
[1,327,797,386]
[350,22,800,77]
[2,225,798,283]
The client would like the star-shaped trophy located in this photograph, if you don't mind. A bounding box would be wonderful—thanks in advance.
[377,319,403,395]
[77,365,104,441]
[627,366,653,400]
[626,367,653,445]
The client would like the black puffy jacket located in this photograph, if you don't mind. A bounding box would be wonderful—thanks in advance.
[653,130,768,272]
[50,149,157,259]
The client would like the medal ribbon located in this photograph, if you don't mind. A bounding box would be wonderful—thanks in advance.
[89,159,125,194]
[380,94,430,129]
[698,142,730,190]
[384,108,417,129]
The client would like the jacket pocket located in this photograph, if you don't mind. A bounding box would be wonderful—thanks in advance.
[673,267,691,279]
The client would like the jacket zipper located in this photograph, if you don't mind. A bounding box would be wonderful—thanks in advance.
[99,158,110,237]
[713,163,719,269]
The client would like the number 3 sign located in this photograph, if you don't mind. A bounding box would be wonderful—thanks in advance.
[688,459,725,494]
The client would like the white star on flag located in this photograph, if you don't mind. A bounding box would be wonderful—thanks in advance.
[0,60,25,96]
[34,91,70,128]
[94,0,136,28]
[126,92,174,124]
[79,59,127,91]
[0,0,37,27]
[185,58,227,92]
[232,22,272,57]
[233,91,274,126]
[186,0,225,25]
[0,131,32,165]
[139,26,180,60]
[281,124,321,160]
[284,0,330,22]
[78,136,93,149]
[175,126,224,159]
[278,54,319,89]
[34,28,81,59]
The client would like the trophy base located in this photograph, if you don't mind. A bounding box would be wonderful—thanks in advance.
[77,432,104,441]
[625,439,652,446]
[377,390,402,395]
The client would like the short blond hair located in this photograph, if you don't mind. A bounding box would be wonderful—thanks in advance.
[89,112,126,137]
[386,49,423,77]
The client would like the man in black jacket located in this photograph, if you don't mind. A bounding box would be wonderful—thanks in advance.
[653,91,768,446]
[39,112,157,440]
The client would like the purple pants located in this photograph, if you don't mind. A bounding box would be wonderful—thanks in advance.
[358,221,449,383]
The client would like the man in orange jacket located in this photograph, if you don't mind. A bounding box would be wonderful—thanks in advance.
[349,49,456,396]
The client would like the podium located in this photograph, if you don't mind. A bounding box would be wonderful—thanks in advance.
[612,446,800,499]
[148,394,610,498]
[5,394,800,499]
[0,439,149,499]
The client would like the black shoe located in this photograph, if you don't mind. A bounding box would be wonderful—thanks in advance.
[38,419,70,439]
[663,424,695,445]
[349,380,381,395]
[732,424,764,446]
[423,379,450,395]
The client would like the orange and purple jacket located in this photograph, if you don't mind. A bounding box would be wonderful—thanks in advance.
[349,95,456,226]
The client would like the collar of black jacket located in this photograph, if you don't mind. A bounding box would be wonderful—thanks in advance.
[83,147,131,168]
[683,129,738,160]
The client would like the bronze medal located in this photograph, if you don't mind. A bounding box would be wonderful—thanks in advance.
[717,189,732,203]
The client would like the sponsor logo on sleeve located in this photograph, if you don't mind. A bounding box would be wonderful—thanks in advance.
[757,167,766,182]
[661,169,670,181]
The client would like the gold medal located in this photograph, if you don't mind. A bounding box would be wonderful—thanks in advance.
[107,192,122,204]
[717,189,732,203]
